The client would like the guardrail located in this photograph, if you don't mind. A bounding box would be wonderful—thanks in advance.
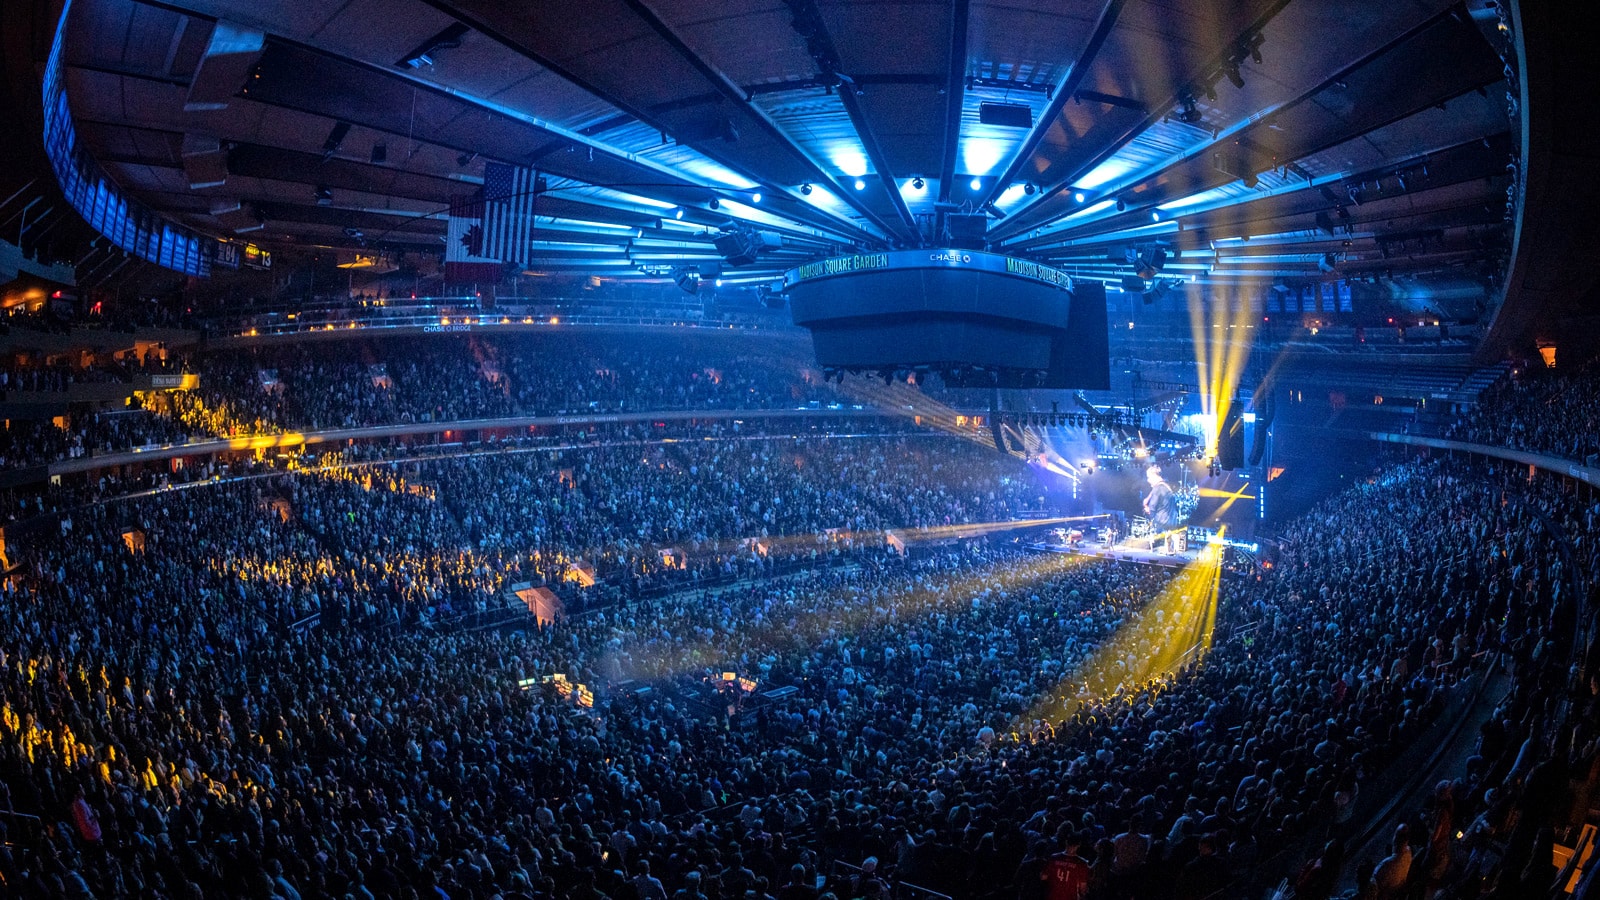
[206,311,803,344]
[1368,431,1600,487]
[45,407,899,477]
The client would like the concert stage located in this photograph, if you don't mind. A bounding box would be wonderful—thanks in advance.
[1028,534,1203,569]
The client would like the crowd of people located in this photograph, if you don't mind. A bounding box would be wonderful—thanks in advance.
[0,403,1589,900]
[165,333,835,437]
[0,410,198,471]
[0,329,1595,900]
[1445,360,1600,464]
[0,331,856,473]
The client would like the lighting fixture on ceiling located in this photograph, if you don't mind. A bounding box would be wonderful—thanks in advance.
[1074,192,1086,203]
[1129,246,1168,280]
[672,266,700,294]
[853,178,866,191]
[799,183,813,195]
[708,197,720,210]
[396,23,470,69]
[1151,210,1161,222]
[911,177,925,190]
[456,152,477,168]
[1174,92,1203,125]
[751,192,762,204]
[674,208,684,219]
[969,177,982,191]
[321,122,350,160]
[977,102,1033,129]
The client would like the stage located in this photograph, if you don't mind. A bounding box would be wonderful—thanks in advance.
[1028,534,1203,569]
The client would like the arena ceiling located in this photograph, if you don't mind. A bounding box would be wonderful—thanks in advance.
[56,0,1517,292]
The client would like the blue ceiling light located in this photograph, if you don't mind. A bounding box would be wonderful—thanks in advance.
[674,208,684,219]
[853,178,866,191]
[1150,210,1161,222]
[970,177,982,191]
[751,192,762,204]
[1074,192,1086,203]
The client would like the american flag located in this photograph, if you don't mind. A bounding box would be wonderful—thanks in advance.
[480,162,540,266]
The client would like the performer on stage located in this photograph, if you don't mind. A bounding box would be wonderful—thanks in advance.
[1143,465,1178,550]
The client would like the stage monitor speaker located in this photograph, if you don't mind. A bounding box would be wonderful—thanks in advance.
[1219,406,1245,470]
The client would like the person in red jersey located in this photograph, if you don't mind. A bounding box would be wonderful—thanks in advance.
[1042,832,1092,900]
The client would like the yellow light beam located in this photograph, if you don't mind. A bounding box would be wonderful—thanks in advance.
[1201,483,1256,518]
[616,551,1093,679]
[1016,537,1224,728]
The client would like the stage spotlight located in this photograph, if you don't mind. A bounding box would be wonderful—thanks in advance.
[800,183,813,195]
[1116,198,1127,212]
[1174,94,1203,125]
[709,197,720,210]
[671,267,700,294]
[1024,183,1037,195]
[911,177,925,190]
[1224,63,1245,89]
[970,177,982,191]
[1151,210,1161,222]
[751,192,762,204]
[397,23,468,69]
[854,178,866,191]
[1074,192,1086,203]
[674,208,684,219]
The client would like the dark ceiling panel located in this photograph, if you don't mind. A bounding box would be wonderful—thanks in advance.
[424,0,895,224]
[55,0,1520,295]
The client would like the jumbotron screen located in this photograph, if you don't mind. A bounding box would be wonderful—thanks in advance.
[784,249,1109,389]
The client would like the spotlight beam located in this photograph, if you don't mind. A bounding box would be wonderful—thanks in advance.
[1017,538,1224,727]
